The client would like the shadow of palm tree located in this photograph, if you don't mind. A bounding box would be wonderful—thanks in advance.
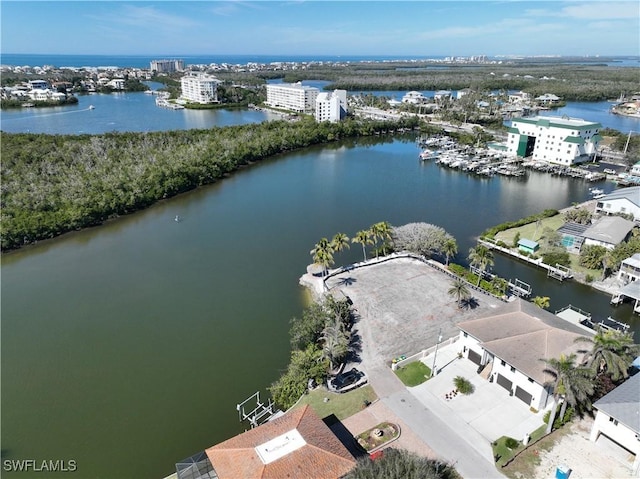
[337,276,357,286]
[463,297,480,309]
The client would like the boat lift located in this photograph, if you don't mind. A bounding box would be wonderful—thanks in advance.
[236,391,280,429]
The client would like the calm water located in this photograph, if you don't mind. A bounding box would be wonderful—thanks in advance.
[0,82,281,134]
[2,134,638,478]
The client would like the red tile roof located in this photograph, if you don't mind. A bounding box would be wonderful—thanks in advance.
[206,405,356,479]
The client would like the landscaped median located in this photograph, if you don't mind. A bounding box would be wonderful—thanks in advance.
[394,361,432,387]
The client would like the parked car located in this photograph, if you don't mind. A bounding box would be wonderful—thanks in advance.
[330,368,365,392]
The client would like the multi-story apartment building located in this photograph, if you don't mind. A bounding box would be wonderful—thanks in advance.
[315,90,347,122]
[180,72,220,104]
[265,82,319,113]
[150,59,185,74]
[506,116,601,165]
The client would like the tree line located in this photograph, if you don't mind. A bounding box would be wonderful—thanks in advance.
[0,116,419,251]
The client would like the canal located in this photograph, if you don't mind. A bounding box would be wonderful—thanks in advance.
[2,133,638,478]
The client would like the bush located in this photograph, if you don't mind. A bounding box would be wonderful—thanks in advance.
[504,437,520,449]
[512,232,521,248]
[453,376,475,395]
[585,274,594,283]
[542,250,571,267]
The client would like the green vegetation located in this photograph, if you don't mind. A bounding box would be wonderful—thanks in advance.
[270,296,354,410]
[394,361,431,387]
[481,209,559,239]
[344,448,460,479]
[448,278,471,309]
[447,263,508,297]
[1,115,419,250]
[453,376,475,395]
[356,422,399,452]
[499,425,567,477]
[294,385,377,421]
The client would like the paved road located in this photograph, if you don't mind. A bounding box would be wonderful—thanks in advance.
[367,364,505,479]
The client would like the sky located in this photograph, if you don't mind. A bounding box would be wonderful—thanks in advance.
[1,1,639,57]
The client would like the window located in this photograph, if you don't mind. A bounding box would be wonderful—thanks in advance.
[501,360,506,366]
[510,366,516,373]
[528,378,534,383]
[463,332,468,338]
[609,417,619,426]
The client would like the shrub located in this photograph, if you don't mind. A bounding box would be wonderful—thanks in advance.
[585,274,594,283]
[504,437,520,449]
[453,376,475,395]
[512,232,521,248]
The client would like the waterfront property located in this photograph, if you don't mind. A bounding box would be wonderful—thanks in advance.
[506,115,601,165]
[265,82,319,114]
[180,72,221,104]
[180,405,356,479]
[589,373,640,476]
[517,238,539,255]
[582,216,635,250]
[315,90,347,123]
[595,187,640,221]
[618,254,640,284]
[456,299,591,411]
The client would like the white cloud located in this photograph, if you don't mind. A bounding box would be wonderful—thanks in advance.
[561,2,639,19]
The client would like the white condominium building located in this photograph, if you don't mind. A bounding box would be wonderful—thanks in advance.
[265,82,319,113]
[315,90,347,122]
[180,72,220,104]
[506,116,601,165]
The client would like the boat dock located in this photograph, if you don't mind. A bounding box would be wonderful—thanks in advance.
[556,304,630,333]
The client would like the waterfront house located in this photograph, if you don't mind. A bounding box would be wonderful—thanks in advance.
[589,373,640,476]
[506,115,601,165]
[457,300,590,411]
[517,238,539,255]
[618,254,640,284]
[596,187,640,221]
[315,90,347,123]
[402,91,427,104]
[535,93,561,105]
[265,82,319,114]
[193,405,356,479]
[582,216,635,250]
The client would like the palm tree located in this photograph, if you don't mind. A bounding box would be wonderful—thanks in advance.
[321,320,350,371]
[352,230,374,262]
[331,232,350,255]
[532,296,551,309]
[576,328,640,382]
[371,221,393,256]
[490,276,508,297]
[310,238,334,276]
[448,278,471,309]
[442,238,458,266]
[468,244,494,286]
[542,354,594,434]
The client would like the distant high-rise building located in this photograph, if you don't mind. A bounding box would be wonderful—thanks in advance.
[265,82,319,113]
[150,59,185,73]
[180,72,220,104]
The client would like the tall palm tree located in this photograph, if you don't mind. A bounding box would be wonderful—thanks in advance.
[532,296,551,309]
[575,328,640,382]
[321,319,350,371]
[371,221,393,256]
[310,238,334,276]
[442,238,458,266]
[468,244,494,286]
[352,230,373,262]
[542,353,594,434]
[448,278,471,309]
[331,232,350,255]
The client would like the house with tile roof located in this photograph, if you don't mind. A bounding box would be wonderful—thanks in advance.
[589,373,640,476]
[196,405,356,479]
[456,299,591,411]
[595,187,640,221]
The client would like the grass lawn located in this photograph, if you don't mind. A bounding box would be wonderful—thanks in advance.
[495,214,566,245]
[492,425,547,469]
[394,361,432,387]
[294,385,377,421]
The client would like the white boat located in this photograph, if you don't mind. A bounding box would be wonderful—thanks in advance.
[89,105,95,110]
[589,188,604,196]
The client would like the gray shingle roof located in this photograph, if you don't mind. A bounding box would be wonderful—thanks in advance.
[593,374,640,434]
[459,299,592,384]
[582,216,635,245]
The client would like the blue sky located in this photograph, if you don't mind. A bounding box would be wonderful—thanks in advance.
[1,1,639,57]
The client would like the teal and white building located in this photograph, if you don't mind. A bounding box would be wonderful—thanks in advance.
[506,116,601,165]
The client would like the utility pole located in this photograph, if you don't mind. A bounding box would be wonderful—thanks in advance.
[624,130,634,155]
[431,328,443,377]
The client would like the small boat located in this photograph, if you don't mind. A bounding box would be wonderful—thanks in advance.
[174,215,181,222]
[89,105,95,110]
[589,187,604,196]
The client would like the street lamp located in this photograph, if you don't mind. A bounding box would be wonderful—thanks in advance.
[431,328,443,377]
